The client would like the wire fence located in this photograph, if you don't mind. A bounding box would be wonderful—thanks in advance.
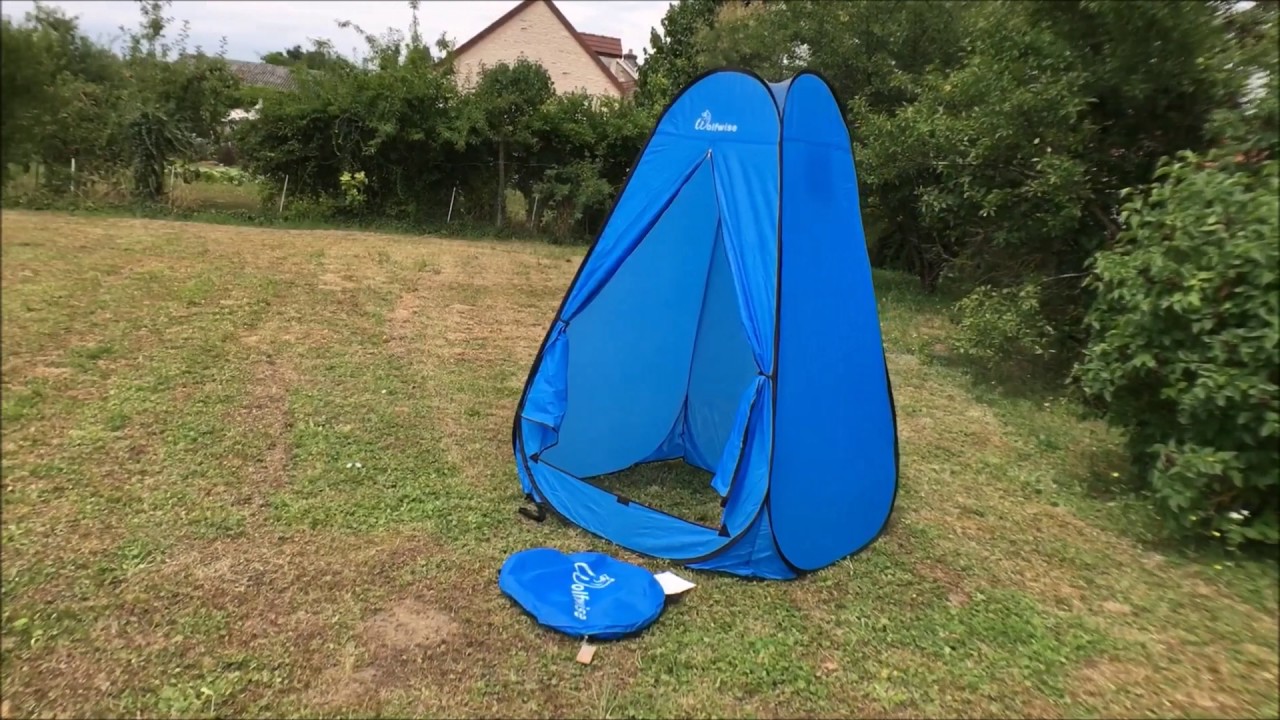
[8,154,620,241]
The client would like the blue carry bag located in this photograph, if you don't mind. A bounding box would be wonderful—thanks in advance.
[498,548,666,640]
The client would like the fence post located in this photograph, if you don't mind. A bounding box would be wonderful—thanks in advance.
[447,185,457,223]
[278,174,289,214]
[169,165,177,208]
[70,158,76,195]
[531,194,539,228]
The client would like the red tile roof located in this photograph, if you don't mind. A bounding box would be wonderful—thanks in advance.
[578,32,623,58]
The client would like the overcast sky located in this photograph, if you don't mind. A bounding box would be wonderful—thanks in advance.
[0,1,674,63]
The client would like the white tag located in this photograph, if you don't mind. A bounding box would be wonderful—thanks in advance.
[654,570,696,596]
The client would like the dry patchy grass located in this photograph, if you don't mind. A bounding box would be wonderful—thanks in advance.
[1,211,1276,719]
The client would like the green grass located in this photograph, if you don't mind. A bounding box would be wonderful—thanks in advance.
[1,211,1276,719]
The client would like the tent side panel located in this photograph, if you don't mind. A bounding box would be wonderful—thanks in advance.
[769,73,898,571]
[688,509,795,579]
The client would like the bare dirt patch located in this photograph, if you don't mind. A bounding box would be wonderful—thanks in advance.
[16,363,72,381]
[1067,655,1256,718]
[916,561,973,607]
[1099,600,1132,616]
[234,356,298,491]
[382,246,573,485]
[362,599,458,650]
[318,272,356,290]
[307,599,461,711]
[885,351,921,370]
[387,289,422,344]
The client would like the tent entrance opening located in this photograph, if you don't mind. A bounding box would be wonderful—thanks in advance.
[536,155,760,526]
[588,460,721,528]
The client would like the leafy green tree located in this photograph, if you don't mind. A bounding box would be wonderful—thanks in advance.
[1,14,54,173]
[237,41,456,218]
[853,1,1094,292]
[524,92,648,233]
[118,0,240,200]
[693,1,800,80]
[635,0,722,112]
[852,0,1239,293]
[1075,0,1279,549]
[451,60,555,225]
[1,2,126,180]
[336,0,432,72]
[1077,150,1278,548]
[261,39,355,72]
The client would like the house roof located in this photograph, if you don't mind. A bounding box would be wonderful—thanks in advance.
[446,0,626,95]
[226,60,298,92]
[578,32,623,58]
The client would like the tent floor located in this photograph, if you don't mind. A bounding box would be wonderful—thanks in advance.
[587,460,723,528]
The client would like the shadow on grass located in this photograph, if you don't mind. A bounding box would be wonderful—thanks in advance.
[936,347,1280,601]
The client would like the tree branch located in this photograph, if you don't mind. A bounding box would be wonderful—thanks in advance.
[1089,201,1121,242]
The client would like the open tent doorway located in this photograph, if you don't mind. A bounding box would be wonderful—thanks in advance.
[534,152,758,527]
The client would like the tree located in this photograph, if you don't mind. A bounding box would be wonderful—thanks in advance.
[523,92,648,234]
[842,0,1250,371]
[1,2,129,185]
[261,39,354,72]
[1,14,54,173]
[635,0,723,112]
[237,37,456,218]
[694,1,800,80]
[118,0,240,200]
[335,0,432,72]
[1074,0,1279,550]
[451,60,556,226]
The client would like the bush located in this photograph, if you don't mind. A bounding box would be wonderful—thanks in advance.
[215,142,238,167]
[1076,149,1279,549]
[952,281,1056,369]
[532,160,613,241]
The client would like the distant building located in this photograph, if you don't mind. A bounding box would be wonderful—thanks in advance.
[220,59,300,124]
[445,0,638,98]
[225,59,299,93]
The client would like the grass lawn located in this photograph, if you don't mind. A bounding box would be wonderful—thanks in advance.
[1,210,1276,718]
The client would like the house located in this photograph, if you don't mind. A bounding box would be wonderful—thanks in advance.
[221,60,302,124]
[445,0,639,98]
[225,59,299,93]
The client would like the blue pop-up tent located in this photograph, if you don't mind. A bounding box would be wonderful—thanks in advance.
[512,69,899,580]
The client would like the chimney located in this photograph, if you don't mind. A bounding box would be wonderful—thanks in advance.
[623,48,637,66]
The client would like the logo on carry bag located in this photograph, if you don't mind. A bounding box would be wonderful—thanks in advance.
[570,561,615,620]
[695,110,738,133]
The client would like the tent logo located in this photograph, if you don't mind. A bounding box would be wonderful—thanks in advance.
[570,561,615,620]
[695,110,738,133]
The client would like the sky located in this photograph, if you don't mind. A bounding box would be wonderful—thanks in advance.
[0,0,675,64]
